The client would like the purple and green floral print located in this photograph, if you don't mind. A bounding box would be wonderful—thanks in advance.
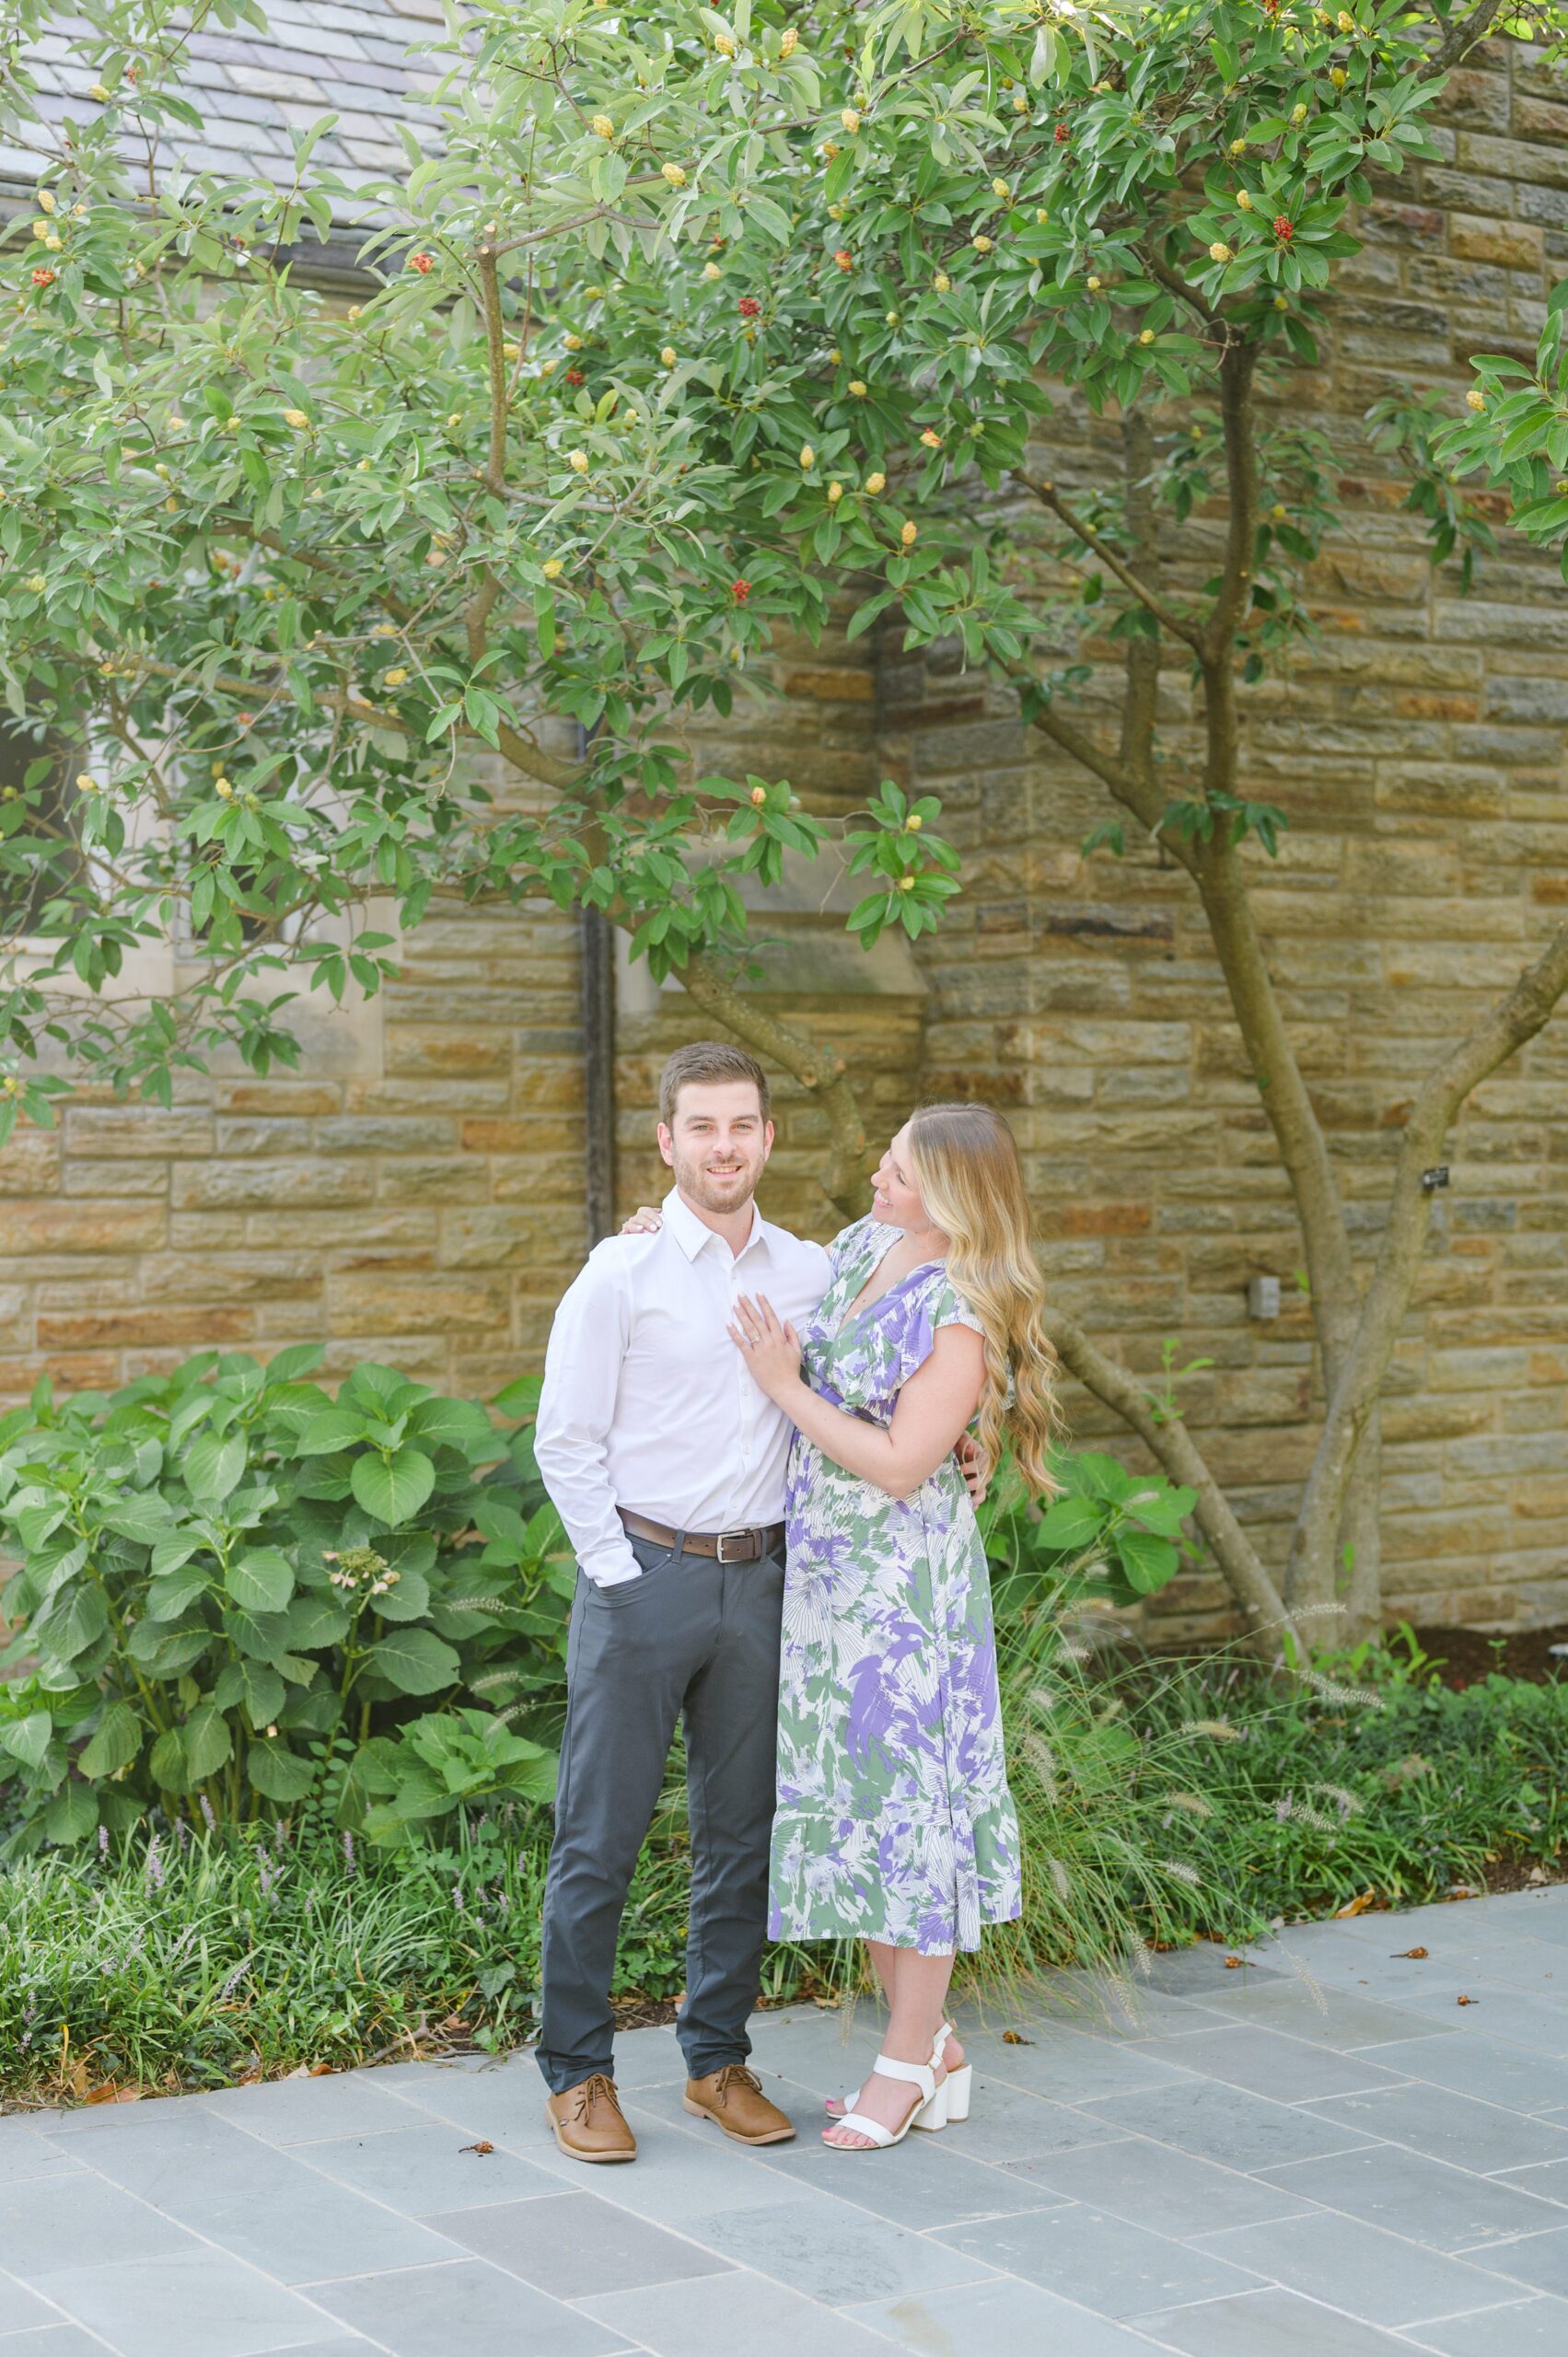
[767,1215,1023,1954]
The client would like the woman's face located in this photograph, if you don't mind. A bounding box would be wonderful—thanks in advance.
[870,1123,932,1232]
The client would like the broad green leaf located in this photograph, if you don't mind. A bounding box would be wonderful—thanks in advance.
[78,1700,143,1779]
[366,1627,460,1695]
[182,1700,233,1782]
[351,1446,436,1527]
[1115,1528,1180,1594]
[226,1548,295,1614]
[285,1594,352,1649]
[248,1738,317,1803]
[0,1710,54,1771]
[184,1429,247,1503]
[148,1725,190,1790]
[42,1781,99,1844]
[227,1606,290,1660]
[214,1658,286,1725]
[296,1407,371,1457]
[146,1564,212,1619]
[34,1580,109,1663]
[150,1532,205,1579]
[1036,1495,1103,1550]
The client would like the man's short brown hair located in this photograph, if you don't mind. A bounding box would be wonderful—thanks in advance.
[658,1041,771,1127]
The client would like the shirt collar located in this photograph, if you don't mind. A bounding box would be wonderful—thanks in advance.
[662,1185,769,1263]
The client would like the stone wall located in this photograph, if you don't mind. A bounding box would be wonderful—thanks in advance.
[0,38,1562,1636]
[877,35,1568,1638]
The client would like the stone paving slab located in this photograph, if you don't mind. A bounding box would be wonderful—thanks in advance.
[1,1887,1566,2355]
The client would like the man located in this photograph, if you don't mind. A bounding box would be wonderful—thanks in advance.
[532,1040,830,2162]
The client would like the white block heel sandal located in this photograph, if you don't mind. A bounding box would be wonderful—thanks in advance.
[827,2054,947,2151]
[932,2019,972,2123]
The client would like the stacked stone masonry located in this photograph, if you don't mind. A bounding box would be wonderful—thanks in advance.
[0,39,1562,1639]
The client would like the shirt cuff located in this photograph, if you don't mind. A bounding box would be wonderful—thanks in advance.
[580,1544,643,1589]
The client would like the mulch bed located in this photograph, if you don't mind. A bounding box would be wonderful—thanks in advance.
[1409,1621,1568,1690]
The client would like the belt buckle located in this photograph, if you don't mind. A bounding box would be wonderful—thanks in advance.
[715,1527,752,1565]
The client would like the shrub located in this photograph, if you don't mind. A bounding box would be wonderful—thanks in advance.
[0,1349,571,1852]
[981,1446,1198,1616]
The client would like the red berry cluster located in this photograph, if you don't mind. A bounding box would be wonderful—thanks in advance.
[732,579,751,601]
[833,249,853,271]
[1272,215,1295,242]
[31,268,54,287]
[565,367,585,386]
[408,251,433,273]
[738,296,761,318]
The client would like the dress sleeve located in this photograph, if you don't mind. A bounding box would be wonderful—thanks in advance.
[929,1271,983,1338]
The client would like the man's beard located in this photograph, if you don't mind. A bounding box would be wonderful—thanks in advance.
[670,1145,764,1214]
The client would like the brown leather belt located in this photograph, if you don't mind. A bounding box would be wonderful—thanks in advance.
[619,1508,784,1564]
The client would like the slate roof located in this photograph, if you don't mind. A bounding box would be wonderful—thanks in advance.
[3,0,445,203]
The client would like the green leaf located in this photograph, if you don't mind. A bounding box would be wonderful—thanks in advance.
[184,1429,247,1502]
[150,1532,204,1579]
[284,1593,352,1649]
[227,1548,295,1614]
[296,1407,371,1457]
[182,1699,233,1782]
[367,1627,460,1695]
[0,1710,54,1771]
[406,1397,499,1456]
[214,1659,285,1725]
[351,1446,436,1527]
[1036,1495,1103,1550]
[248,1738,317,1803]
[148,1726,190,1791]
[42,1781,99,1844]
[34,1580,109,1662]
[146,1564,212,1619]
[78,1700,143,1779]
[101,1494,173,1543]
[1115,1527,1180,1594]
[227,1606,290,1660]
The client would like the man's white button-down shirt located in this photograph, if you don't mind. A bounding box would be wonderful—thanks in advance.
[534,1187,832,1587]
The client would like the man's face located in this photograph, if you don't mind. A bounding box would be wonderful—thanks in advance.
[658,1081,773,1215]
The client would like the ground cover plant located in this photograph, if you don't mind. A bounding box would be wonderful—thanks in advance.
[0,1348,570,1852]
[0,1610,1560,2107]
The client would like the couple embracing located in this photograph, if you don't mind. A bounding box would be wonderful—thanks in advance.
[532,1041,1059,2160]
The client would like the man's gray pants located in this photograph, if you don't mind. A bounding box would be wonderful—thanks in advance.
[535,1531,785,2096]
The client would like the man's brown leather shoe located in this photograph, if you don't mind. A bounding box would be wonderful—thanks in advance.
[545,2072,636,2163]
[683,2063,796,2145]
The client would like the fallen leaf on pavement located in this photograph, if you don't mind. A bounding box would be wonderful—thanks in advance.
[460,2141,495,2156]
[1391,1946,1428,1959]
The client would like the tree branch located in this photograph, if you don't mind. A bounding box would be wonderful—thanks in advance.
[1044,1305,1300,1659]
[1287,912,1568,1605]
[1424,0,1506,76]
[1016,470,1203,651]
[1118,413,1163,785]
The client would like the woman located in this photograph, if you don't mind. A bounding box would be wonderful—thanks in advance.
[627,1102,1061,2153]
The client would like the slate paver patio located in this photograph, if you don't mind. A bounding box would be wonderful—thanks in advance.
[2,1887,1566,2355]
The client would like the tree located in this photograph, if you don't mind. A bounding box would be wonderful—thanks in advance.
[4,0,1565,1652]
[0,0,962,1210]
[609,0,1565,1648]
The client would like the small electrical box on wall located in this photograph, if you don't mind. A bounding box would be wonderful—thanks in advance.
[1248,1274,1282,1319]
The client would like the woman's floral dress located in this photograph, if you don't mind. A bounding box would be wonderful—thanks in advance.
[767,1215,1022,1954]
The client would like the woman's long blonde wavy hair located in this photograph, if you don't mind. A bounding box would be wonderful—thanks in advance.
[905,1102,1063,1499]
